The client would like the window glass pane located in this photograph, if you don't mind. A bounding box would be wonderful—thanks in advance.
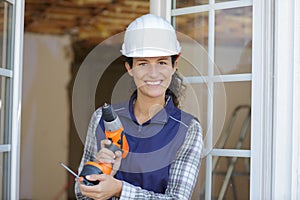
[178,51,208,134]
[0,152,2,197]
[192,157,207,199]
[177,43,209,76]
[214,82,251,150]
[212,156,250,199]
[0,151,10,198]
[182,82,208,134]
[215,6,252,75]
[0,76,11,144]
[0,1,12,69]
[174,0,209,9]
[177,52,209,131]
[174,12,209,52]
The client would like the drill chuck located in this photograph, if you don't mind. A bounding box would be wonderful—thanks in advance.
[102,103,123,132]
[102,103,116,122]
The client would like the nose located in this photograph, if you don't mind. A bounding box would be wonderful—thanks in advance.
[148,63,159,77]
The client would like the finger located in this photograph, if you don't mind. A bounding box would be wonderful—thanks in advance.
[79,184,100,199]
[112,157,121,171]
[96,150,116,159]
[100,139,111,149]
[110,164,120,176]
[98,148,115,157]
[87,174,107,182]
[115,150,122,158]
[96,157,115,164]
[79,181,97,192]
[114,151,122,165]
[96,149,115,163]
[110,152,122,176]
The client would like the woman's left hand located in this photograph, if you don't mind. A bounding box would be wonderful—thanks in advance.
[79,174,122,200]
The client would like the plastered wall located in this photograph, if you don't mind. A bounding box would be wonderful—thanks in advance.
[20,33,73,200]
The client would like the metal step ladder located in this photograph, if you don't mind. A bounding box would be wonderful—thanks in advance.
[212,105,251,200]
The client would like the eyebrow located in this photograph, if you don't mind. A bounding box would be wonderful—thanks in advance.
[157,57,169,61]
[135,59,148,62]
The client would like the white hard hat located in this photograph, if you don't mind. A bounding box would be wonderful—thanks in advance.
[121,14,181,57]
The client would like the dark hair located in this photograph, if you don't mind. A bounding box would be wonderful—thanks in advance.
[124,55,178,67]
[124,55,186,108]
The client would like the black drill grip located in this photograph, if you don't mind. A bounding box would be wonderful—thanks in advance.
[81,178,95,186]
[105,143,123,154]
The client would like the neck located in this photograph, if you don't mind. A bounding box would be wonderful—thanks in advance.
[133,93,165,124]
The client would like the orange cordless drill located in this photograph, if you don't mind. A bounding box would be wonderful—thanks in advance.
[79,103,129,186]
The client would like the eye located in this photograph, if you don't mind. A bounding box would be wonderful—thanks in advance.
[138,62,147,67]
[159,61,167,65]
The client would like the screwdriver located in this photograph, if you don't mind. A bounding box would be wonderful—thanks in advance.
[60,162,94,186]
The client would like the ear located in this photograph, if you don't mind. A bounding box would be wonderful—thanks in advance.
[125,62,133,76]
[172,60,178,74]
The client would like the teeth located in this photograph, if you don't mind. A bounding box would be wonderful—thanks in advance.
[146,81,161,85]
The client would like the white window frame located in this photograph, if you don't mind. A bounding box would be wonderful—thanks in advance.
[292,0,300,198]
[0,0,25,199]
[151,0,300,199]
[150,0,300,200]
[170,2,253,200]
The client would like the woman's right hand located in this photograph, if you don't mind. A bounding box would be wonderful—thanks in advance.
[96,139,122,176]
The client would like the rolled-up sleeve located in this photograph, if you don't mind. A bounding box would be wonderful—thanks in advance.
[75,108,102,199]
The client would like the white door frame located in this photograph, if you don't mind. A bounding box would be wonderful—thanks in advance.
[11,0,25,198]
[251,0,274,198]
[272,0,300,199]
[0,0,25,199]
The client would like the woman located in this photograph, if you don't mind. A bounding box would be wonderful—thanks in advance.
[75,14,203,200]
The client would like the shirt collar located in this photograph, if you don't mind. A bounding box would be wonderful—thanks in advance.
[128,92,176,125]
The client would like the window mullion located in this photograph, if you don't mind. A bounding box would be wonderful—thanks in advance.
[211,149,251,157]
[0,69,13,77]
[171,0,252,16]
[150,0,171,22]
[4,0,14,5]
[0,145,11,152]
[205,1,215,199]
[184,73,252,84]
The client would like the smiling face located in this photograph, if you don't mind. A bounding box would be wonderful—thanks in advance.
[125,56,177,101]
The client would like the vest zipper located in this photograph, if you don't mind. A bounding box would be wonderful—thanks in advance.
[138,124,142,132]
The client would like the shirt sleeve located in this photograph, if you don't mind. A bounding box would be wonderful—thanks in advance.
[75,108,102,200]
[118,118,203,200]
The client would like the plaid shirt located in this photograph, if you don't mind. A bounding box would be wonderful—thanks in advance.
[75,104,203,200]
